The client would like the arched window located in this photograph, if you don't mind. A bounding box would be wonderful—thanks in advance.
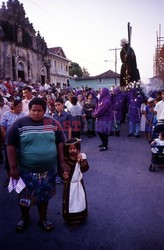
[17,62,25,81]
[17,63,24,71]
[17,28,23,43]
[0,26,4,38]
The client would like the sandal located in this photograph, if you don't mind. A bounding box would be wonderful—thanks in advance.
[16,219,29,232]
[39,220,54,232]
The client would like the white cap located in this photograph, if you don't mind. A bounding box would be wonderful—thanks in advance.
[120,38,128,46]
[148,97,154,102]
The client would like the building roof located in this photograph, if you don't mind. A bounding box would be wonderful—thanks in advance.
[48,47,66,58]
[96,70,120,79]
[75,70,120,81]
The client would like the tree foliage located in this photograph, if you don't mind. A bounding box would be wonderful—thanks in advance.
[69,62,90,77]
[82,67,90,77]
[69,62,83,77]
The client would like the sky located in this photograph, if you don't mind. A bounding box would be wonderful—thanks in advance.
[7,0,164,82]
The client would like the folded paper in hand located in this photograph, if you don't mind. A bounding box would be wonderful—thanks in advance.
[8,177,26,194]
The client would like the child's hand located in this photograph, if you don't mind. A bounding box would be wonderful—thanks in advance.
[77,153,83,163]
[63,171,69,180]
[61,162,70,180]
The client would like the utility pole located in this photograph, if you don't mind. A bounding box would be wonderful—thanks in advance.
[108,48,121,86]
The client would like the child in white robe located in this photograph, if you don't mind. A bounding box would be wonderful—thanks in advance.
[63,138,89,225]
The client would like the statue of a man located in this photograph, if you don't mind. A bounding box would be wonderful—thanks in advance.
[120,38,140,87]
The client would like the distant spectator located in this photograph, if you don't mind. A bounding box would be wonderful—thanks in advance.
[153,90,164,122]
[145,97,155,141]
[4,78,14,95]
[22,86,33,115]
[0,96,10,122]
[70,96,83,138]
[94,88,111,151]
[65,93,73,112]
[1,100,25,188]
[83,93,96,138]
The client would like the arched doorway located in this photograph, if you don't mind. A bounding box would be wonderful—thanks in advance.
[17,62,25,81]
[40,68,46,85]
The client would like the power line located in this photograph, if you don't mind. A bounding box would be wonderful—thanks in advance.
[29,0,67,26]
[29,0,108,41]
[47,41,107,70]
[26,0,115,73]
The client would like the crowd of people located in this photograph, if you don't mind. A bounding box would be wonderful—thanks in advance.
[0,77,164,158]
[0,76,164,232]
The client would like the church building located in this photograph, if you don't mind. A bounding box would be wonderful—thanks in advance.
[0,0,70,87]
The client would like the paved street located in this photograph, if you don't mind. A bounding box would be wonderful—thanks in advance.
[1,122,164,250]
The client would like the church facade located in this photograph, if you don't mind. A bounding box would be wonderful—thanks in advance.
[0,0,70,86]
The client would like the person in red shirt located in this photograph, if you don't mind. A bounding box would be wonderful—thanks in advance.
[4,78,14,95]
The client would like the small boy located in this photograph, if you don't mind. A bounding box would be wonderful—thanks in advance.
[54,97,72,183]
[54,97,72,140]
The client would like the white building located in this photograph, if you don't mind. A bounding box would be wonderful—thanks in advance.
[48,47,70,88]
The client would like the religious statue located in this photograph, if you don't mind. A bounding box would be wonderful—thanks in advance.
[120,38,140,87]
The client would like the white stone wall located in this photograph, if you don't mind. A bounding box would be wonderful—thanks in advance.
[49,54,69,87]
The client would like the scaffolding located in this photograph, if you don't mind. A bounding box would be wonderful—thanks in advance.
[153,25,164,81]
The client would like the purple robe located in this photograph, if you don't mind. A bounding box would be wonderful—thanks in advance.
[110,89,125,121]
[128,90,143,123]
[94,88,111,133]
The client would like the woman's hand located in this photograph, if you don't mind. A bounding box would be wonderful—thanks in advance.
[10,168,19,179]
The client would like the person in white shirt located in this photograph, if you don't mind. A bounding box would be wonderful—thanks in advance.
[39,84,45,92]
[44,82,51,91]
[70,96,83,138]
[65,94,73,112]
[153,90,164,122]
[22,86,33,115]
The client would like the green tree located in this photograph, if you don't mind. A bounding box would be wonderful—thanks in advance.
[69,62,83,77]
[69,62,90,78]
[82,67,90,77]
